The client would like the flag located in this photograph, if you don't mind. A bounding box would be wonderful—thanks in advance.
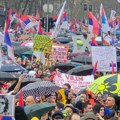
[88,11,100,35]
[20,15,38,30]
[4,10,15,61]
[110,10,116,21]
[110,61,116,74]
[37,20,42,35]
[100,4,110,34]
[91,37,98,46]
[51,0,66,39]
[18,90,24,107]
[111,61,115,74]
[92,61,98,75]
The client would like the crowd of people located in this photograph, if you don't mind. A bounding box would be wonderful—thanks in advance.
[0,55,120,120]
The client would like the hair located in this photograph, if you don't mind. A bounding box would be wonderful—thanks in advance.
[64,83,71,90]
[93,104,104,113]
[0,95,9,114]
[69,113,80,120]
[82,102,91,109]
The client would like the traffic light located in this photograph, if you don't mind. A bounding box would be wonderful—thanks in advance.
[83,4,88,11]
[48,18,56,31]
[89,5,92,11]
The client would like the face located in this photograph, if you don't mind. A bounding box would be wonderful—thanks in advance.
[80,96,85,103]
[99,107,104,117]
[71,114,80,120]
[85,105,93,112]
[80,94,88,102]
[62,85,69,90]
[105,97,115,108]
[38,70,43,75]
[25,96,36,106]
[68,92,73,99]
[0,98,6,113]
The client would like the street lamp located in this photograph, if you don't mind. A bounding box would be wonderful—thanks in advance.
[43,1,53,34]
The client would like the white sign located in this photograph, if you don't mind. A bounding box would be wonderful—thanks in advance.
[0,94,15,117]
[51,45,67,62]
[92,46,117,72]
[54,71,94,93]
[72,34,93,53]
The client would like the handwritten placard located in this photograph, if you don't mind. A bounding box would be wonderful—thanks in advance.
[51,45,68,62]
[33,34,52,53]
[92,46,117,72]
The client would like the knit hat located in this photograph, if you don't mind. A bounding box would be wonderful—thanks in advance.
[83,112,97,120]
[52,110,64,119]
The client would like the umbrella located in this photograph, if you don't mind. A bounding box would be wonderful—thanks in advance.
[21,50,32,55]
[21,41,33,48]
[55,37,71,44]
[16,81,61,98]
[8,78,41,92]
[88,74,120,96]
[71,55,92,64]
[53,62,81,72]
[0,72,19,81]
[1,60,26,72]
[24,102,55,119]
[67,65,93,76]
[13,46,30,56]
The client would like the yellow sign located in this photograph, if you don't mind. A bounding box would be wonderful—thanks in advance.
[33,34,52,54]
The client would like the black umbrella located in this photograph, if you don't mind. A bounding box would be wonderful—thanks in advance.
[0,72,19,81]
[1,61,26,72]
[13,46,30,56]
[53,62,81,72]
[71,55,92,64]
[8,78,41,92]
[55,37,71,44]
[16,81,61,98]
[67,65,93,76]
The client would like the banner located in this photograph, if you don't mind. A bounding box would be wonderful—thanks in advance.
[51,45,68,62]
[0,94,15,117]
[54,71,94,93]
[33,34,52,54]
[92,46,117,72]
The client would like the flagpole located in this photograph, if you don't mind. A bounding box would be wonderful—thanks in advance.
[46,0,49,35]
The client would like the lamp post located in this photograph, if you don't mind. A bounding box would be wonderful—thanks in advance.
[43,1,53,34]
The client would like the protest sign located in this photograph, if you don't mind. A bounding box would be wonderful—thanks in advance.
[54,71,94,93]
[0,94,15,117]
[33,34,52,54]
[92,46,117,72]
[72,34,93,53]
[51,45,68,62]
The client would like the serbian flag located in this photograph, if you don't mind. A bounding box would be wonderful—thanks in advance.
[92,61,98,75]
[91,37,98,46]
[62,11,68,21]
[37,20,42,35]
[88,11,99,35]
[110,61,116,74]
[4,10,15,61]
[100,4,110,33]
[18,90,24,107]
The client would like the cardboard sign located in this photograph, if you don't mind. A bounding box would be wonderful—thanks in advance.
[92,46,117,72]
[72,34,93,53]
[51,45,68,62]
[0,94,15,117]
[54,71,94,93]
[33,34,52,54]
